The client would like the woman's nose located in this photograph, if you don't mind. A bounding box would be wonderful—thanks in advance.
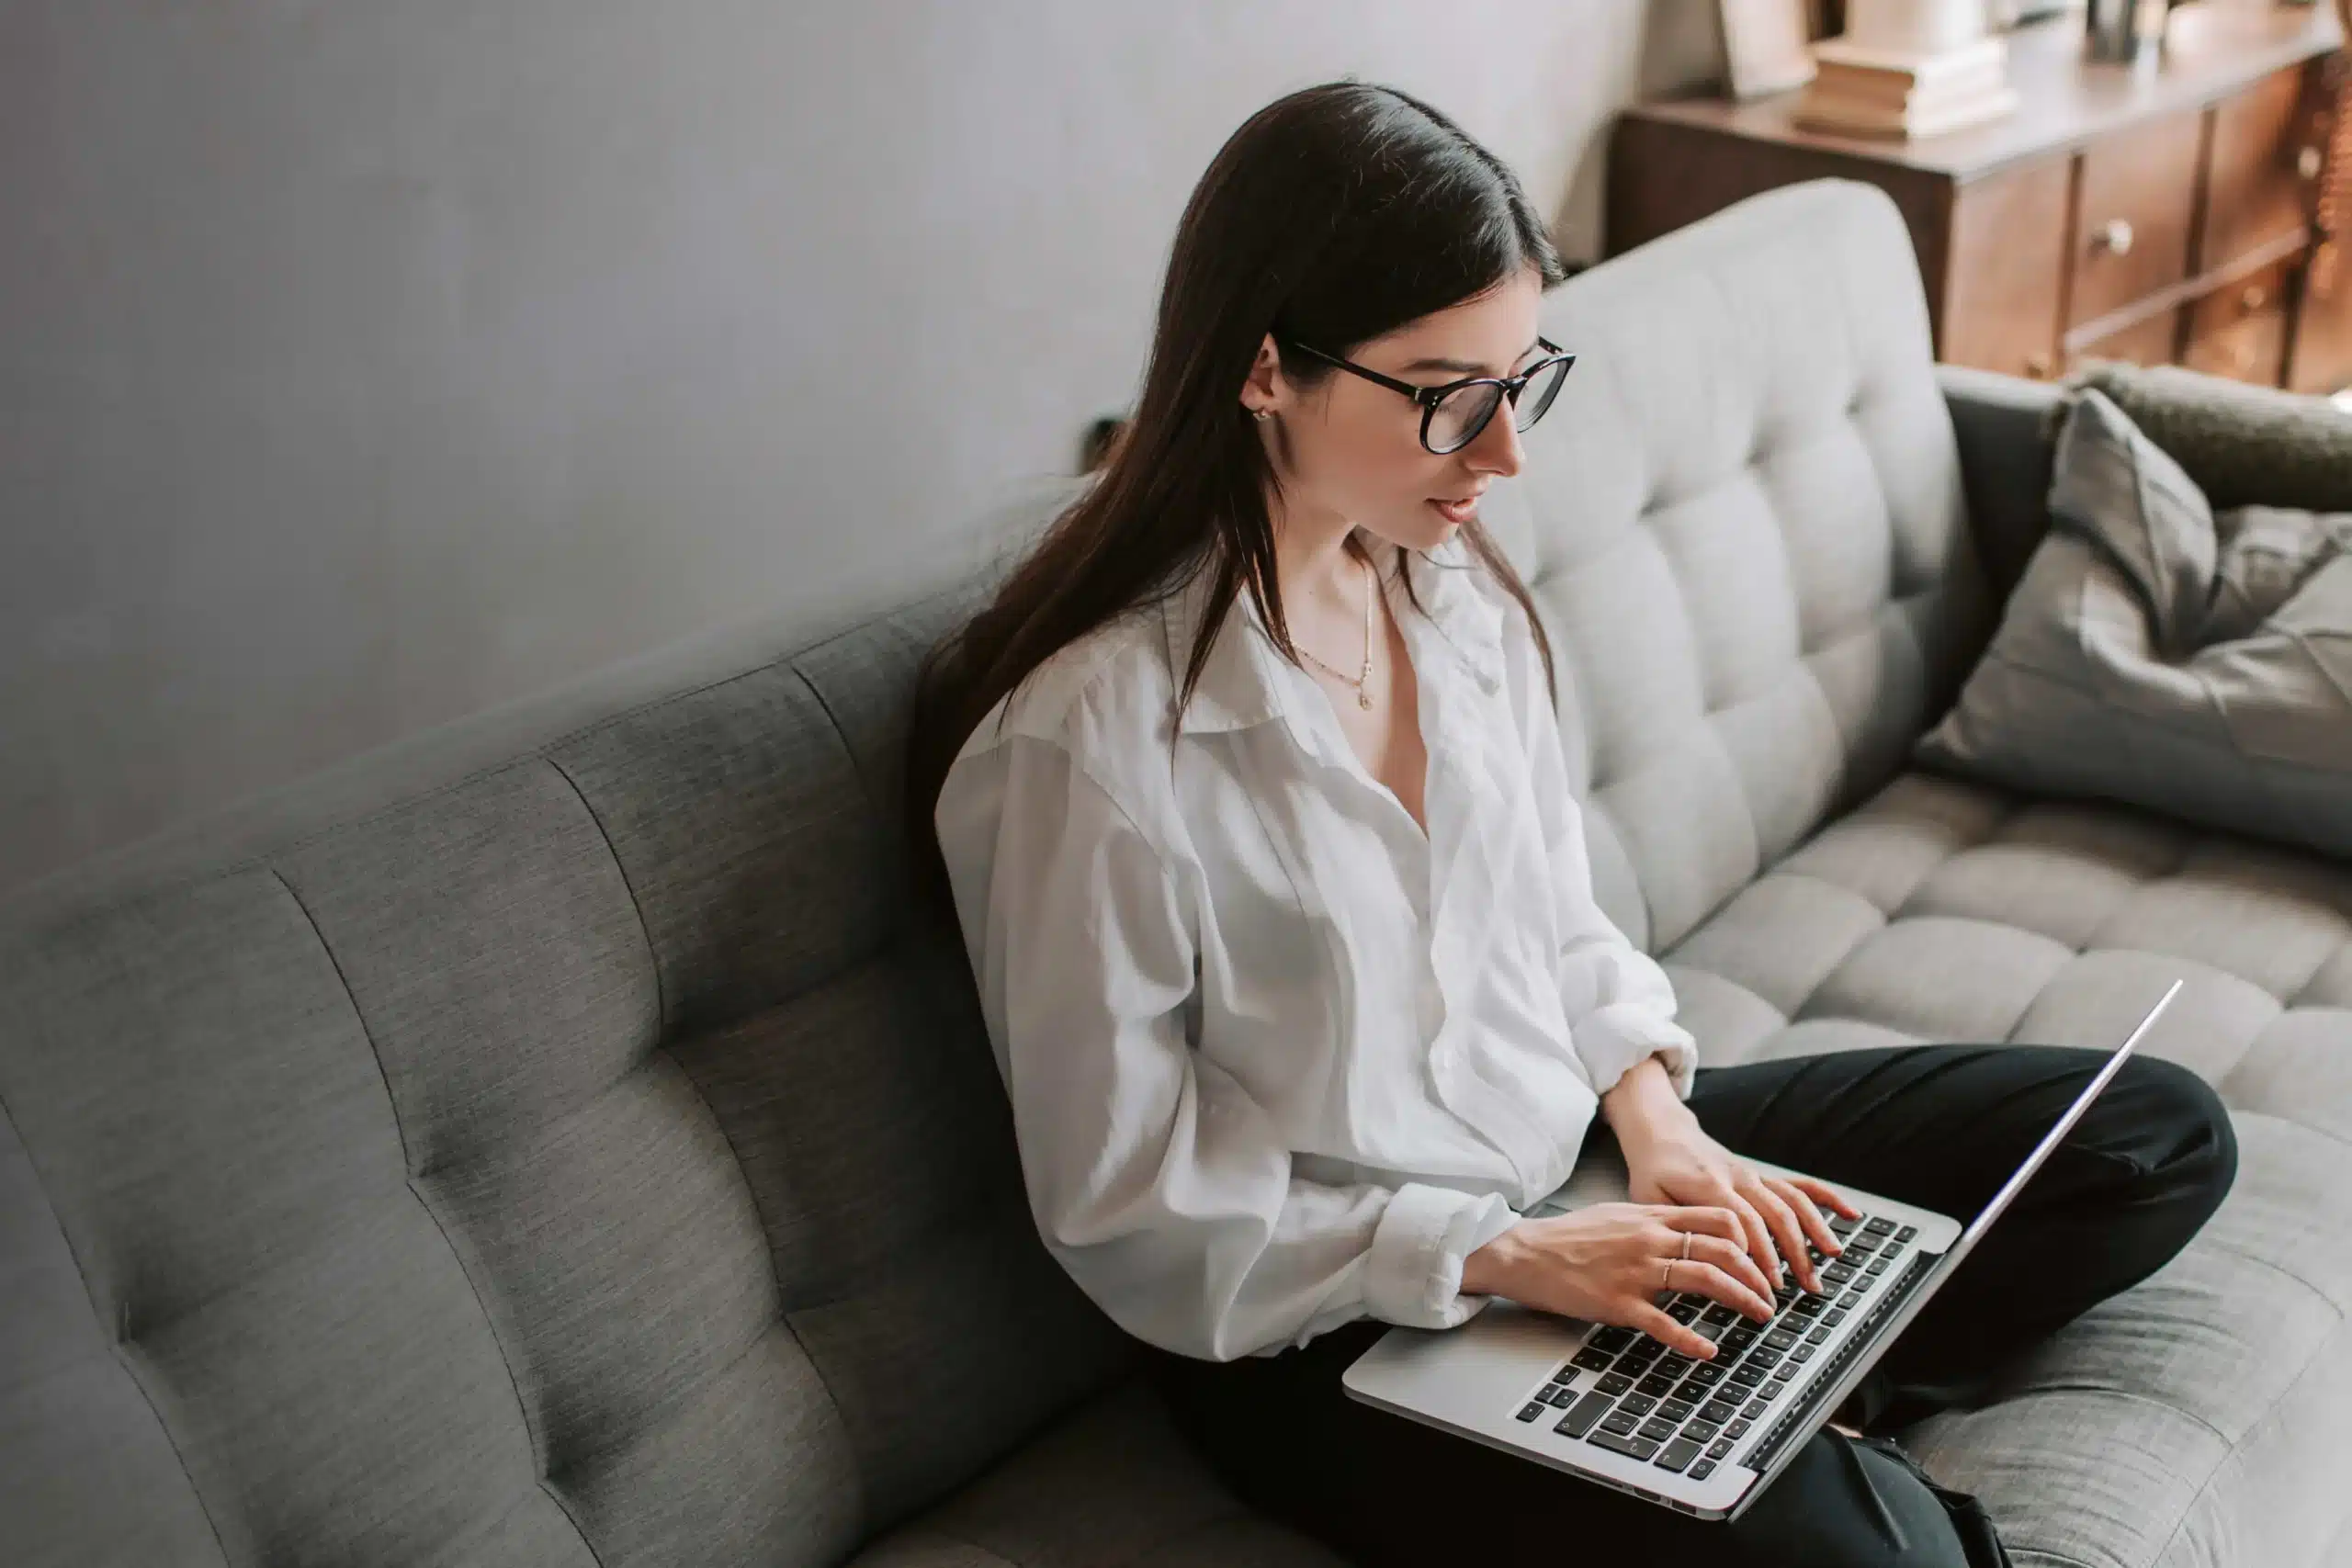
[1467,402,1526,478]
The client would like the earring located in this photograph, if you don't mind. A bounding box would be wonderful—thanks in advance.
[1252,409,1272,422]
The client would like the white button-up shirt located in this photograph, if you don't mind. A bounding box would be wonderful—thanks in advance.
[933,534,1698,1363]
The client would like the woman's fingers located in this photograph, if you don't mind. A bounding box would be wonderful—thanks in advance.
[1746,1178,1819,1294]
[1681,1241,1775,1321]
[1725,1190,1782,1289]
[1626,1302,1717,1360]
[1659,1206,1772,1301]
[1768,1175,1843,1258]
[1787,1172,1863,1221]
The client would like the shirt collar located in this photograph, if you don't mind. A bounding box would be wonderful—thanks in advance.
[1158,535,1506,739]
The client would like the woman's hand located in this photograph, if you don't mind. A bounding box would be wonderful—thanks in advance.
[1603,1062,1860,1296]
[1459,1202,1780,1359]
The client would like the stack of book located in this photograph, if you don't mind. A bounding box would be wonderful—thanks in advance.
[1792,34,2020,141]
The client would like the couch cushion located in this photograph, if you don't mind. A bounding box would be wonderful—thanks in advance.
[850,1382,1340,1568]
[1486,179,1991,955]
[1662,767,2352,1567]
[0,579,1131,1567]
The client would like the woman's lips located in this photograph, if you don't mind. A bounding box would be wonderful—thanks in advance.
[1430,495,1480,524]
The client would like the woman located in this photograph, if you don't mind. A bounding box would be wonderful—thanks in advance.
[904,81,2235,1568]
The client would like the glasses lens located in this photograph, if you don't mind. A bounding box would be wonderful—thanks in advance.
[1513,355,1571,432]
[1427,382,1503,454]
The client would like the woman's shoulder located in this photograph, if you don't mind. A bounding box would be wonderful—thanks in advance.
[948,600,1179,777]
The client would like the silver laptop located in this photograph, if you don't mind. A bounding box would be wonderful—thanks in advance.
[1341,979,2184,1522]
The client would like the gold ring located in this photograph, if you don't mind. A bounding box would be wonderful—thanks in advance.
[1682,1232,1693,1261]
[1660,1258,1675,1292]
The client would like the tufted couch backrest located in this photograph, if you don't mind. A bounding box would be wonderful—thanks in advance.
[0,179,1988,1568]
[1500,178,1990,954]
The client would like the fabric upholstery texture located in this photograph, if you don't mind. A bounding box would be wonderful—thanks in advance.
[2055,361,2352,515]
[1918,389,2352,862]
[1,179,2343,1568]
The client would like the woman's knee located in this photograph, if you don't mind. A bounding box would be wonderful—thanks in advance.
[2109,1055,2238,1216]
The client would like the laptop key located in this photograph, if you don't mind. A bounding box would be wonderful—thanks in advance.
[1600,1411,1640,1437]
[1727,1417,1752,1438]
[1829,1213,1860,1236]
[1637,1374,1678,1398]
[1659,1398,1697,1424]
[1675,1379,1712,1404]
[1744,1398,1770,1418]
[1792,1344,1816,1363]
[1590,1326,1638,1352]
[1806,1324,1833,1344]
[1772,1361,1798,1381]
[1730,1366,1766,1387]
[1699,1398,1741,1425]
[1655,1436,1702,1473]
[1556,1390,1614,1438]
[1839,1291,1863,1309]
[1824,1308,1848,1326]
[1867,1256,1892,1276]
[1688,1363,1725,1385]
[1590,1429,1660,1462]
[1896,1224,1917,1242]
[1706,1436,1735,1459]
[1517,1401,1547,1422]
[1685,1418,1721,1443]
[1619,1393,1657,1416]
[1597,1371,1634,1395]
[1639,1416,1680,1443]
[1548,1384,1580,1406]
[1758,1382,1784,1401]
[1689,1458,1717,1480]
[1571,1347,1615,1372]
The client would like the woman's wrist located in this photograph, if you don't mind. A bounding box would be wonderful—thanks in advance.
[1460,1222,1527,1299]
[1600,1052,1694,1146]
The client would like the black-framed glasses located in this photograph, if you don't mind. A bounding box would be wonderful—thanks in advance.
[1273,333,1575,455]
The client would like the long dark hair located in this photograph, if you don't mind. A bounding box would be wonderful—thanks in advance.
[905,80,1571,920]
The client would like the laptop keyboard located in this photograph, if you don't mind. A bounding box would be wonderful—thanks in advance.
[1509,1212,1917,1481]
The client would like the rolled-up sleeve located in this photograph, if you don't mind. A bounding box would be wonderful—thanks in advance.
[1508,616,1699,1102]
[935,727,1520,1361]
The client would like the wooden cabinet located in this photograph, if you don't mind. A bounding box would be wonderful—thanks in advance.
[1608,2,2348,392]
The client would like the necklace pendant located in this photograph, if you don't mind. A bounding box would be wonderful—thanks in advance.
[1357,687,1373,710]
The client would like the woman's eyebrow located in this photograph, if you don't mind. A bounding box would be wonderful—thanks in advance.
[1397,336,1544,376]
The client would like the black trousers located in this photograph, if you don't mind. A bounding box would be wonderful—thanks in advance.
[1143,1045,2238,1568]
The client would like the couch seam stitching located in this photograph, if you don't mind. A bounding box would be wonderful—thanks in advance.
[0,1081,238,1568]
[270,868,611,1568]
[2139,1304,2352,1568]
[544,756,667,1039]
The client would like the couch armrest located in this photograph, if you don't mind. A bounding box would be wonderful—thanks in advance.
[1938,363,2063,606]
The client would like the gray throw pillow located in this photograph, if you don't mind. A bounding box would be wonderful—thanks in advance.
[1917,389,2352,860]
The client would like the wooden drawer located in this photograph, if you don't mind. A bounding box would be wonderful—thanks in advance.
[2199,67,2319,272]
[2070,309,2183,372]
[2067,107,2206,331]
[2183,260,2291,384]
[1943,157,2074,378]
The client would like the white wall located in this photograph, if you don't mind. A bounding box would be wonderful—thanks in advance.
[0,0,1724,896]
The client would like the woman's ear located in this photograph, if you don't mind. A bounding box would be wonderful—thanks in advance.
[1239,333,1287,418]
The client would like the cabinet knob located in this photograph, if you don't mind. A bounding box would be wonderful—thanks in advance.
[2094,219,2136,256]
[2300,144,2325,182]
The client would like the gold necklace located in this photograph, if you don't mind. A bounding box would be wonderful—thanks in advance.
[1294,550,1375,709]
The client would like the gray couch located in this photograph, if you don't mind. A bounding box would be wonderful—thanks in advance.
[5,179,2346,1568]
